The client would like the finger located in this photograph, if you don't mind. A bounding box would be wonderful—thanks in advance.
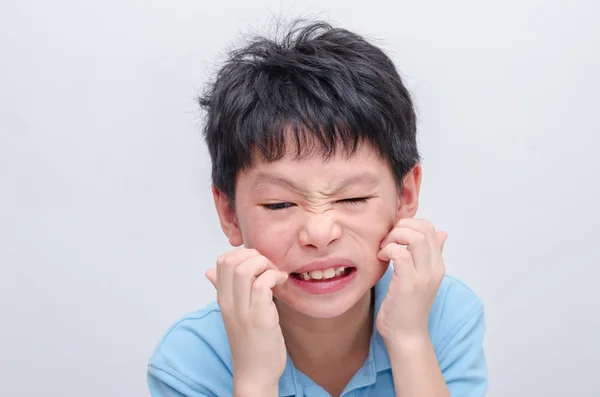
[382,218,435,247]
[205,268,217,289]
[378,243,416,278]
[233,255,280,312]
[395,219,448,271]
[379,227,431,272]
[438,231,448,251]
[216,248,261,309]
[397,218,445,253]
[250,269,288,318]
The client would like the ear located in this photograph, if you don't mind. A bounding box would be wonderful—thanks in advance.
[211,185,244,247]
[396,163,422,220]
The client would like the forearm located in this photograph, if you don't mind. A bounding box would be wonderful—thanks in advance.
[387,335,450,397]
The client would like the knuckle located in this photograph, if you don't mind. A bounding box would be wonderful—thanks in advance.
[251,281,267,294]
[234,263,250,277]
[395,247,412,261]
[401,245,413,255]
[423,221,436,233]
[221,256,236,268]
[415,233,427,244]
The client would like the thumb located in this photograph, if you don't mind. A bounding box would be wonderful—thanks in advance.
[437,231,448,251]
[205,268,217,289]
[272,271,289,294]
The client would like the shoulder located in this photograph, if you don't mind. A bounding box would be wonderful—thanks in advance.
[435,275,484,315]
[428,276,488,395]
[147,302,233,396]
[429,275,485,354]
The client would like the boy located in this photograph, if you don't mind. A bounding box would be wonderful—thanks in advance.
[148,21,487,397]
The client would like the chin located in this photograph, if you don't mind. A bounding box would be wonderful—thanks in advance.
[297,299,360,319]
[275,286,369,319]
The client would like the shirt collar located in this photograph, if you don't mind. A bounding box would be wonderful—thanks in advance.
[278,265,394,395]
[278,354,298,396]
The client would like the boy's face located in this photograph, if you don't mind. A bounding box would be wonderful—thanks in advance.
[213,139,421,319]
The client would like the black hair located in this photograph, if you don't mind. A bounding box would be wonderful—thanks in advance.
[199,20,420,204]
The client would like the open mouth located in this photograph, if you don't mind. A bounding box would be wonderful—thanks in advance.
[291,266,356,282]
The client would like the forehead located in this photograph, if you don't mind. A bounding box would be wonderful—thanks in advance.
[239,140,391,192]
[256,130,383,165]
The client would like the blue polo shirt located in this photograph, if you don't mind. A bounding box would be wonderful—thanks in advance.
[147,266,487,396]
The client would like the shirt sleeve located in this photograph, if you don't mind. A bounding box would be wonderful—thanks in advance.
[147,363,214,397]
[146,307,234,397]
[438,303,487,397]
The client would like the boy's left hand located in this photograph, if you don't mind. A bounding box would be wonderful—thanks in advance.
[376,218,448,345]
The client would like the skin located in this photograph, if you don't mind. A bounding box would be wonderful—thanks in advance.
[206,138,450,397]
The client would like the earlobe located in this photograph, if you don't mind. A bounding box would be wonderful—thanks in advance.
[396,163,422,219]
[211,185,244,247]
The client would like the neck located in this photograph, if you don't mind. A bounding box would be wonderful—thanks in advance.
[276,290,374,365]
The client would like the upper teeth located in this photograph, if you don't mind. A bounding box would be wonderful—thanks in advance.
[301,267,346,280]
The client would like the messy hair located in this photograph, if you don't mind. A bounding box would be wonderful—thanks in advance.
[199,20,420,203]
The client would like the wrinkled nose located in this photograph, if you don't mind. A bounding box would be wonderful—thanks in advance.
[298,212,342,251]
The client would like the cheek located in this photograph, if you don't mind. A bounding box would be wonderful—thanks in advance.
[350,202,396,245]
[240,214,296,264]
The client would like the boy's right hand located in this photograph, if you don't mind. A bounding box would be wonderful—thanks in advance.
[205,248,288,396]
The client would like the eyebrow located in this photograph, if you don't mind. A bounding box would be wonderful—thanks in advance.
[252,172,380,193]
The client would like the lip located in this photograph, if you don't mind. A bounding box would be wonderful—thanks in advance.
[289,267,357,295]
[291,258,357,274]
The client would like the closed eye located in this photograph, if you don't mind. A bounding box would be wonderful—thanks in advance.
[263,198,369,210]
[263,202,295,211]
[338,197,370,204]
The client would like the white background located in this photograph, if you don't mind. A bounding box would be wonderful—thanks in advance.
[1,0,599,396]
